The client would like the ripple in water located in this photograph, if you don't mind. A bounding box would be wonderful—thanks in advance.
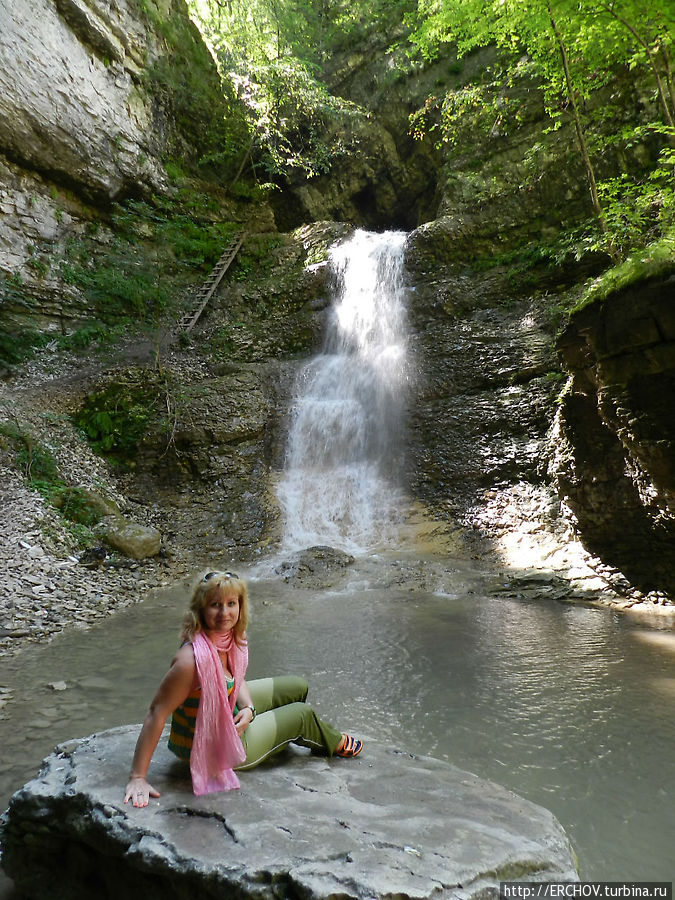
[277,229,411,553]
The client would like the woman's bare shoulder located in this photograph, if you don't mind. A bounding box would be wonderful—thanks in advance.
[169,642,196,675]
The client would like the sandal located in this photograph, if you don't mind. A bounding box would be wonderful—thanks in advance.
[335,735,363,758]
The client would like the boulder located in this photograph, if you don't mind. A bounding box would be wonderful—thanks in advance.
[52,486,121,524]
[0,726,578,899]
[98,517,161,559]
[274,545,355,588]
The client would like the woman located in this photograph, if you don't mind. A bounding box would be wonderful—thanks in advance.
[124,571,362,808]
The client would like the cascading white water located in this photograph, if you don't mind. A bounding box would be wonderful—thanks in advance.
[277,229,411,553]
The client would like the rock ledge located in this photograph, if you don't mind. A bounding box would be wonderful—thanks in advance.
[1,726,577,899]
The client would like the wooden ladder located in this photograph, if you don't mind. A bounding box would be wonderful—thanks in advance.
[175,230,247,333]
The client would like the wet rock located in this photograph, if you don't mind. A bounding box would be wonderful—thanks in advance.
[0,727,578,899]
[97,517,161,560]
[274,545,355,588]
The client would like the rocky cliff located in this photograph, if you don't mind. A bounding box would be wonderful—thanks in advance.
[555,250,675,593]
[0,0,251,331]
[1,0,168,204]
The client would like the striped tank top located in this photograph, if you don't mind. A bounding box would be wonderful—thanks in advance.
[167,677,236,761]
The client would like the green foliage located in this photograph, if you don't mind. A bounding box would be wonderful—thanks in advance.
[187,0,371,179]
[190,0,415,69]
[0,328,50,369]
[550,136,675,258]
[0,423,60,485]
[0,272,29,312]
[407,0,675,257]
[68,262,171,321]
[59,197,239,324]
[409,70,525,149]
[134,0,251,180]
[73,379,157,457]
[247,59,365,178]
[50,486,105,526]
[574,228,675,311]
[73,368,191,463]
[0,423,102,527]
[25,254,50,278]
[232,234,280,281]
[57,322,129,352]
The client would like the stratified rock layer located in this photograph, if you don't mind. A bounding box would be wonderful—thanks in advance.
[0,0,165,202]
[0,726,578,899]
[555,266,675,592]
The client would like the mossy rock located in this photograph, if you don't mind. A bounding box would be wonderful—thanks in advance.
[52,487,121,525]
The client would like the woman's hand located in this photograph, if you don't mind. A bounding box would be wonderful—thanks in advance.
[233,706,254,737]
[124,776,161,808]
[124,645,195,809]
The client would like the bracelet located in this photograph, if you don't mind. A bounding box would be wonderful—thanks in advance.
[243,705,256,721]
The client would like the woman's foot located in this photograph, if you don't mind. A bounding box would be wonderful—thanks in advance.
[335,734,363,758]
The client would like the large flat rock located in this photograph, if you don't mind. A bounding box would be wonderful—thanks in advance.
[0,726,577,899]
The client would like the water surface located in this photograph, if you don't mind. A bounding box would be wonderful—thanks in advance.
[1,556,674,883]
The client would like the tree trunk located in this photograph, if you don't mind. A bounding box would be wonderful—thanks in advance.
[594,2,674,128]
[659,43,675,122]
[546,2,607,230]
[230,132,256,187]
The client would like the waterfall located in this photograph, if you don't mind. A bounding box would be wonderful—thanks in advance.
[277,229,411,553]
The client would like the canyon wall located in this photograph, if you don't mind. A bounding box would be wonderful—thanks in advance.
[555,259,675,592]
[0,0,241,329]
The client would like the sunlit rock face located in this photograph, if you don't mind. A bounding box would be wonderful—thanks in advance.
[0,727,578,899]
[402,223,571,567]
[0,0,220,327]
[555,267,675,592]
[0,0,168,203]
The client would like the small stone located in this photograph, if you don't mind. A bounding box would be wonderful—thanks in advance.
[47,681,68,692]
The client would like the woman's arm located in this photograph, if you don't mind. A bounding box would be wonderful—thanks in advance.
[124,645,195,808]
[233,678,255,737]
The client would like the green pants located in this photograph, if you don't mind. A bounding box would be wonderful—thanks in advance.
[236,676,343,770]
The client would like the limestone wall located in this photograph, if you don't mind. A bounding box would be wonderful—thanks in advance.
[0,0,216,323]
[0,0,167,203]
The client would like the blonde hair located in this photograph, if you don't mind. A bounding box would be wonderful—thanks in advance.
[180,570,249,645]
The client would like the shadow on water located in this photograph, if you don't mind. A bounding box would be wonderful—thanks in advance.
[1,551,675,888]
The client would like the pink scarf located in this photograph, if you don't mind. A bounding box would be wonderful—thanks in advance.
[190,630,248,795]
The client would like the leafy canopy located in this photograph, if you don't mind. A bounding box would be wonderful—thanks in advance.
[186,0,375,179]
[408,0,675,256]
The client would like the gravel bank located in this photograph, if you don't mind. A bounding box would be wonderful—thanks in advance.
[0,348,196,660]
[0,461,190,659]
